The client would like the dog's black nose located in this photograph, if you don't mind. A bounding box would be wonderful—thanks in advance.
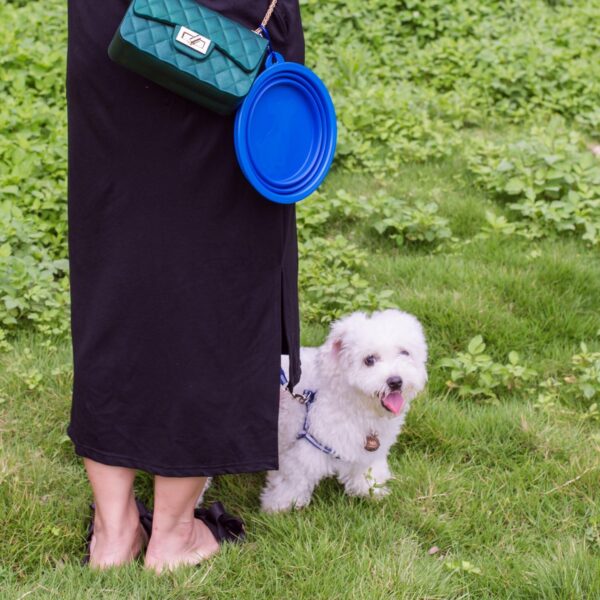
[387,376,403,390]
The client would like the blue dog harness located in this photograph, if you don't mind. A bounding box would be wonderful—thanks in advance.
[280,367,341,459]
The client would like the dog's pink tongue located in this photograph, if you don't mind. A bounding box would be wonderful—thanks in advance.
[382,391,405,414]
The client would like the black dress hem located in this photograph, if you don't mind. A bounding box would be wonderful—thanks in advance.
[68,429,279,477]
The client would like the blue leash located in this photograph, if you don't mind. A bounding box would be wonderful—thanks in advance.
[280,367,341,459]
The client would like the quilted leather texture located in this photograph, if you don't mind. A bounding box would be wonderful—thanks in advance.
[111,0,269,108]
[133,0,267,72]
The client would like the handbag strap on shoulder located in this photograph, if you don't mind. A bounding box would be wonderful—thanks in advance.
[253,0,279,34]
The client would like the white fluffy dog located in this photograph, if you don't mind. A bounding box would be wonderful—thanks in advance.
[260,308,428,513]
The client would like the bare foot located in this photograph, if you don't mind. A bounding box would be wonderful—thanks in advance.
[88,504,148,569]
[144,517,219,574]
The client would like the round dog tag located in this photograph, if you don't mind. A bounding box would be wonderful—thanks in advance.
[234,52,337,204]
[365,433,380,452]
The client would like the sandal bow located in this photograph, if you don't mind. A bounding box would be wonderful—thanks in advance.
[135,497,154,539]
[193,501,245,543]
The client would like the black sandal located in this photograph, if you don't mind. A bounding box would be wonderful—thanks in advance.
[193,501,245,545]
[81,497,153,566]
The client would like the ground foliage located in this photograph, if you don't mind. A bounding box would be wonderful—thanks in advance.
[1,0,599,336]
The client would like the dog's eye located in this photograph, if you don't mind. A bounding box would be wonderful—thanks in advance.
[399,349,410,356]
[363,355,377,366]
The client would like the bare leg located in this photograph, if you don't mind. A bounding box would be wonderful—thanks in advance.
[144,475,219,573]
[83,458,148,569]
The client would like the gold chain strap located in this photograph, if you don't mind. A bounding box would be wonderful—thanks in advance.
[253,0,279,35]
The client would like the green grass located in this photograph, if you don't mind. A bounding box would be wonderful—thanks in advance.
[2,160,600,598]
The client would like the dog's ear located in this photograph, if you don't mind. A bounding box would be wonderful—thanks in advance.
[324,311,368,358]
[323,328,345,359]
[331,337,343,357]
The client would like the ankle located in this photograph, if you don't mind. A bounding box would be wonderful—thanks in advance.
[150,517,196,545]
[93,501,140,541]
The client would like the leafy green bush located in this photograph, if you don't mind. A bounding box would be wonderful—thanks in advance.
[304,0,600,160]
[467,120,600,245]
[404,14,600,129]
[299,189,452,248]
[535,343,600,421]
[0,0,69,342]
[0,202,70,340]
[296,191,397,322]
[0,0,68,254]
[442,336,600,420]
[439,336,538,400]
[1,0,599,341]
[299,234,393,323]
[332,84,458,174]
[570,344,600,402]
[369,193,452,247]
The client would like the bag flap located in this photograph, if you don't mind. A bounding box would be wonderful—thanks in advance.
[133,0,268,72]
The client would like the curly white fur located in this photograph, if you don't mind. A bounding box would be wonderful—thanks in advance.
[260,308,428,513]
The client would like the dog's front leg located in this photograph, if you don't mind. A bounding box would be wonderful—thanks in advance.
[366,457,393,497]
[338,458,392,499]
[260,448,326,513]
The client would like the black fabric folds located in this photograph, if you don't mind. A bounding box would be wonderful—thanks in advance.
[66,0,304,476]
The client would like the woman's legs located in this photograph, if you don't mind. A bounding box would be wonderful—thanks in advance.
[84,458,148,568]
[144,475,219,573]
[83,461,216,571]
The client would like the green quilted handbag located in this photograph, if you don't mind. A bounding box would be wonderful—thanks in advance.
[108,0,278,115]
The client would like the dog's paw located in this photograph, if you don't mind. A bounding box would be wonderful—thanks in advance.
[260,496,310,513]
[343,477,391,499]
[370,484,391,499]
[260,502,291,514]
[261,502,297,514]
[260,487,313,513]
[345,484,390,500]
[343,484,372,498]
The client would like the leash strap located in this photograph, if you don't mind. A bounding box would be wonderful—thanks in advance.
[280,366,288,387]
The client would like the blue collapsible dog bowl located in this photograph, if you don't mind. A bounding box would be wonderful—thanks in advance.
[254,71,330,193]
[234,51,337,204]
[248,75,326,194]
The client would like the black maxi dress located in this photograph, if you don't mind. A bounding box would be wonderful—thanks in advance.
[65,0,304,477]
